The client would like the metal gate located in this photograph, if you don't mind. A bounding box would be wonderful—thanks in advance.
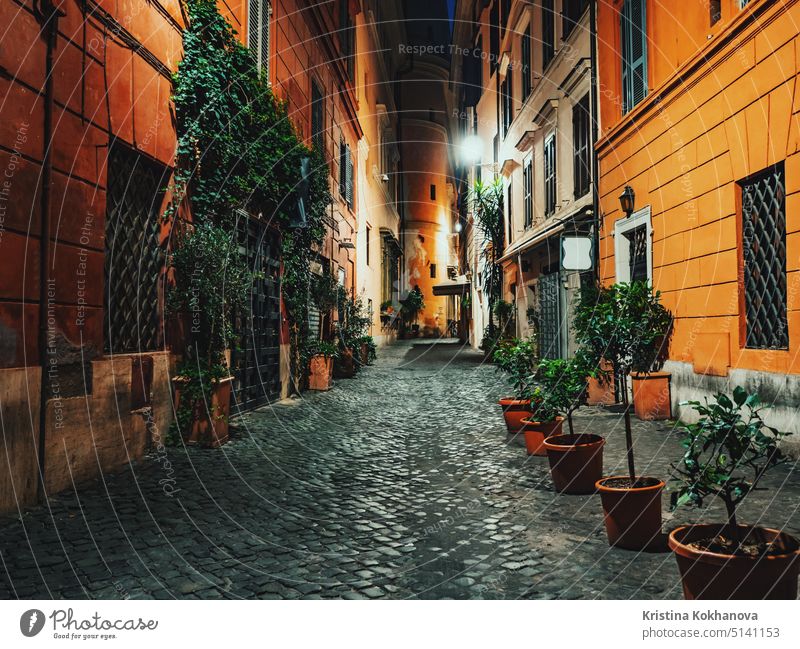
[231,216,282,411]
[104,144,168,354]
[538,271,562,360]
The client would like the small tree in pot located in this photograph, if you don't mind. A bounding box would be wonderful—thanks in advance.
[668,387,798,599]
[492,337,537,434]
[574,281,672,547]
[334,288,370,378]
[306,269,339,390]
[400,286,425,338]
[531,355,604,490]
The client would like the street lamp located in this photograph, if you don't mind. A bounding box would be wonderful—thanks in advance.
[619,185,635,217]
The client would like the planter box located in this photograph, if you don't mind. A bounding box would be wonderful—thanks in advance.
[308,354,333,391]
[173,375,233,448]
[631,372,671,420]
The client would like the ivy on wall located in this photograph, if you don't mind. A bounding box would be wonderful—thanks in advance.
[168,0,332,392]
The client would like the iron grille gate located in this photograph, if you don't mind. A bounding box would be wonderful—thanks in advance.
[741,163,787,349]
[231,216,282,411]
[538,271,562,360]
[104,144,168,354]
[626,224,648,282]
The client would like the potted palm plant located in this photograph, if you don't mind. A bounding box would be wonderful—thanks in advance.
[492,337,537,434]
[668,387,799,599]
[533,355,604,489]
[575,281,672,548]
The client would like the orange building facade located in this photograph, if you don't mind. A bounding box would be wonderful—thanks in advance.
[596,0,800,447]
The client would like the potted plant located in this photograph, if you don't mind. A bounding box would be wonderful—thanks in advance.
[334,288,370,377]
[469,180,504,348]
[305,340,338,391]
[493,300,515,338]
[400,286,425,338]
[167,223,251,447]
[575,281,672,548]
[492,337,537,434]
[355,335,377,366]
[533,355,604,490]
[668,387,798,599]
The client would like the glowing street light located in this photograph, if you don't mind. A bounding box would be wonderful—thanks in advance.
[460,134,483,164]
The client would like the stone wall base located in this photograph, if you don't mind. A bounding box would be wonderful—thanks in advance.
[665,360,800,458]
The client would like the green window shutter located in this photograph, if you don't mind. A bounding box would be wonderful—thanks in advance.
[339,141,347,198]
[346,146,354,209]
[622,0,647,113]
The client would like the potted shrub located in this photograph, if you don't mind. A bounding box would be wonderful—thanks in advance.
[574,282,672,548]
[493,300,515,338]
[533,355,604,490]
[492,337,537,434]
[334,288,370,377]
[355,335,377,366]
[305,340,338,391]
[400,286,425,338]
[167,224,251,447]
[668,387,798,599]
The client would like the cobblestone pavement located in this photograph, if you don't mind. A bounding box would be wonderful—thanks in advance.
[1,340,799,599]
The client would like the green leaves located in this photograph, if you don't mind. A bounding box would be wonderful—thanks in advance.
[669,388,792,523]
[573,281,673,377]
[492,337,538,399]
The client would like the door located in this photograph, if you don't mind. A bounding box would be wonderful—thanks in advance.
[231,216,282,411]
[538,270,562,360]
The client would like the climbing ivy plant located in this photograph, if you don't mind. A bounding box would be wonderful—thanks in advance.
[168,0,331,397]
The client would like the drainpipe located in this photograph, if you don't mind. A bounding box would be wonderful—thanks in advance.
[395,52,413,295]
[589,0,601,282]
[35,0,64,502]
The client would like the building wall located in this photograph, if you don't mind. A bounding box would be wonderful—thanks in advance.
[596,0,800,447]
[0,0,187,511]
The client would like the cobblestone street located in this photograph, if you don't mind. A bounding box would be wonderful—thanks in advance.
[1,340,798,600]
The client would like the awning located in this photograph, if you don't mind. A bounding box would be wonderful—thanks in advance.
[496,206,594,264]
[380,227,403,257]
[433,277,471,296]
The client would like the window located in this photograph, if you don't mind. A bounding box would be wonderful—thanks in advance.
[490,2,500,71]
[523,158,533,229]
[738,0,751,8]
[430,184,436,200]
[562,0,588,40]
[614,205,651,283]
[740,164,787,349]
[506,180,513,242]
[572,93,591,199]
[710,0,722,25]
[339,141,354,210]
[248,0,272,77]
[366,224,371,266]
[621,0,648,114]
[311,80,324,153]
[501,73,513,137]
[542,0,555,70]
[544,133,556,217]
[521,27,532,100]
[339,0,355,80]
[430,264,437,279]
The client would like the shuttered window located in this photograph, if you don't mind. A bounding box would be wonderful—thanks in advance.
[339,141,354,210]
[340,0,355,80]
[572,93,591,199]
[523,159,533,229]
[542,0,555,70]
[248,1,272,77]
[311,81,324,154]
[501,73,513,137]
[621,0,647,114]
[544,133,556,217]
[521,27,532,100]
[562,0,588,40]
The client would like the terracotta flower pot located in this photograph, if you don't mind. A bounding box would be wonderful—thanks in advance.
[668,524,800,600]
[308,354,333,390]
[497,398,531,434]
[360,343,369,366]
[519,417,563,456]
[334,348,356,378]
[586,374,616,406]
[542,434,605,494]
[596,476,664,550]
[631,372,671,420]
[174,375,233,448]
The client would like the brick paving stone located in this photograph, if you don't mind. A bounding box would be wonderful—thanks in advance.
[0,340,798,599]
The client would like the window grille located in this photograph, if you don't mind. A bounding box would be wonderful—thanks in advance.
[741,164,788,350]
[104,144,167,355]
[625,225,648,283]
